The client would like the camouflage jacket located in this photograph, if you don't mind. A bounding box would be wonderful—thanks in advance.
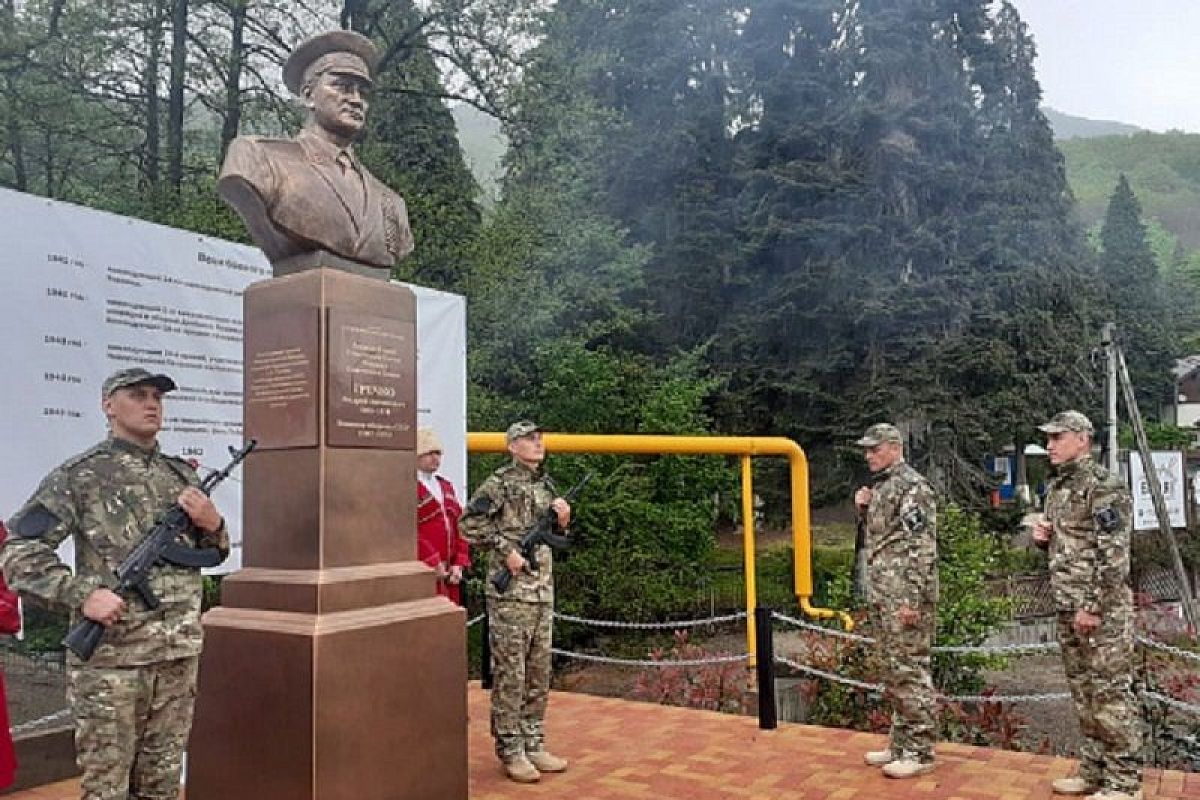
[1044,456,1133,616]
[1,436,229,667]
[459,460,559,604]
[863,461,939,610]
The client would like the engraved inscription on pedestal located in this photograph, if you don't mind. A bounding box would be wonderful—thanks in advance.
[245,308,320,449]
[327,309,416,449]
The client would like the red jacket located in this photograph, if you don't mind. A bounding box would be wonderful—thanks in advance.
[0,523,20,789]
[416,476,469,605]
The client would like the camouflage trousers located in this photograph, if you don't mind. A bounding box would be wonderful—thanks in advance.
[66,656,198,800]
[1057,610,1143,794]
[871,604,937,762]
[487,600,553,761]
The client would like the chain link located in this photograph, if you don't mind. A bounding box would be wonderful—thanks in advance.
[554,611,747,630]
[1145,690,1200,717]
[10,708,72,736]
[552,647,748,667]
[772,611,873,644]
[935,642,1061,655]
[944,691,1071,703]
[1136,635,1200,666]
[775,655,882,692]
[774,656,1072,703]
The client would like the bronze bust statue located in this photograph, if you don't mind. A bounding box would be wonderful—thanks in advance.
[218,30,414,277]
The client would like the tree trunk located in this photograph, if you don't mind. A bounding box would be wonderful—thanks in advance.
[218,0,246,163]
[4,78,25,191]
[167,0,188,189]
[43,128,53,196]
[144,0,165,189]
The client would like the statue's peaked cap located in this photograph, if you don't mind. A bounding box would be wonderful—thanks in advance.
[283,30,380,95]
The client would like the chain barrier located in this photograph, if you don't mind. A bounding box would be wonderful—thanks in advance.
[552,648,748,668]
[554,611,747,630]
[1136,635,1200,667]
[944,691,1071,703]
[934,642,1061,655]
[774,655,1072,704]
[1145,690,1200,717]
[775,655,882,693]
[772,611,872,644]
[770,611,1063,655]
[10,708,72,736]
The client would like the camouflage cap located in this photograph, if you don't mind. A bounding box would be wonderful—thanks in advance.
[102,367,176,397]
[505,420,542,444]
[855,423,903,448]
[1038,410,1094,435]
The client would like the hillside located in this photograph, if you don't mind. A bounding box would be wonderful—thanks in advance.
[1042,107,1143,140]
[1057,131,1200,247]
[447,101,1200,253]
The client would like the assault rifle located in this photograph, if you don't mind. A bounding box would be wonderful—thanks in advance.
[63,440,257,660]
[492,472,593,594]
[852,471,886,601]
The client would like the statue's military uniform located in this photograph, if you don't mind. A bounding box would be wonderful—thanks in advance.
[1,437,228,800]
[1044,456,1142,795]
[863,460,939,765]
[460,460,557,761]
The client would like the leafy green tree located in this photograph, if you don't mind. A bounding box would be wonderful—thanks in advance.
[1099,174,1181,409]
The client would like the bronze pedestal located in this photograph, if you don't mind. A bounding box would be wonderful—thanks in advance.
[187,268,467,800]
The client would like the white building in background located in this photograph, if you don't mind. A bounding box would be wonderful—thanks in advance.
[1163,355,1200,434]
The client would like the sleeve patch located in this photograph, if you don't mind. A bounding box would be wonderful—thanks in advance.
[12,505,59,539]
[1094,506,1120,533]
[466,495,494,516]
[901,506,926,533]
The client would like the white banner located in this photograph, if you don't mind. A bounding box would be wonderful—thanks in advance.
[1128,451,1186,531]
[0,187,466,573]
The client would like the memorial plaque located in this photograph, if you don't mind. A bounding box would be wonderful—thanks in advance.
[327,309,416,449]
[245,307,320,449]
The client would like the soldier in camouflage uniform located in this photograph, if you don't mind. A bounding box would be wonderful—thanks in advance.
[0,368,228,800]
[853,423,939,779]
[460,420,571,784]
[1034,411,1143,800]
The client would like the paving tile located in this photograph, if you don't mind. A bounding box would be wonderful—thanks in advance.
[3,684,1193,799]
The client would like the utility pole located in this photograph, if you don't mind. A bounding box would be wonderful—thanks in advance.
[1102,323,1119,473]
[1114,342,1199,630]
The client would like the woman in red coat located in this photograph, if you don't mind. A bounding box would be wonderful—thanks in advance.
[0,522,21,790]
[416,428,470,605]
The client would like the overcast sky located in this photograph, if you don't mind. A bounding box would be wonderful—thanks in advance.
[1014,1,1200,133]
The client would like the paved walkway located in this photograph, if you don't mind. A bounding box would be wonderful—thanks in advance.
[9,683,1198,799]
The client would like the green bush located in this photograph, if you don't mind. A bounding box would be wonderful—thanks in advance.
[465,343,738,632]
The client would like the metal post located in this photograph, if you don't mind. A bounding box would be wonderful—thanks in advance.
[480,610,494,690]
[754,606,777,730]
[742,455,758,666]
[1115,343,1199,630]
[1103,323,1119,472]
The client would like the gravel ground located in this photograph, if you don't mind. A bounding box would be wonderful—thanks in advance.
[2,650,68,732]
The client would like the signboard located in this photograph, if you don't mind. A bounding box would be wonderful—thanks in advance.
[0,187,466,573]
[1129,451,1186,530]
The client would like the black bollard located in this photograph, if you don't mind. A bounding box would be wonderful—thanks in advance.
[754,606,777,730]
[481,610,494,690]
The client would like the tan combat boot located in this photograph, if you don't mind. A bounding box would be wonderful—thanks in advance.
[882,756,935,779]
[1052,776,1097,795]
[863,749,895,766]
[503,755,541,783]
[527,749,569,773]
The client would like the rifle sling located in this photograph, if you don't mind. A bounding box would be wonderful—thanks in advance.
[159,542,224,569]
